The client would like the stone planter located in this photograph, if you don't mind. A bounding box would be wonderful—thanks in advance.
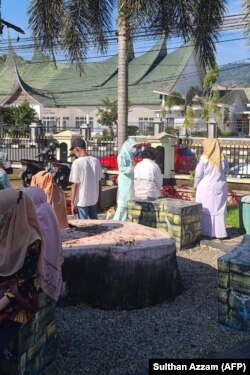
[0,293,56,375]
[61,220,183,310]
[127,198,202,250]
[218,235,250,331]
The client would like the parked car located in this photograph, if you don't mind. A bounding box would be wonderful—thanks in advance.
[99,144,197,174]
[229,163,250,177]
[174,144,197,174]
[230,131,247,137]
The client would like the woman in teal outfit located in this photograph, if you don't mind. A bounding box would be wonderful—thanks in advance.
[113,138,138,221]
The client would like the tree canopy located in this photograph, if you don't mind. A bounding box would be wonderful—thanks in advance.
[28,0,228,149]
[0,101,39,135]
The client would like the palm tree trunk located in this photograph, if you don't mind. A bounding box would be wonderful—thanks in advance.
[117,14,128,152]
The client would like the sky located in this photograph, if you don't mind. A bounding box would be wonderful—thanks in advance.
[0,0,249,67]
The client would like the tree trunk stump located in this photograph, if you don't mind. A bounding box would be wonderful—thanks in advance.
[61,220,183,310]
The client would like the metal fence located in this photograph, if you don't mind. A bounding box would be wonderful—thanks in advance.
[0,136,117,164]
[85,140,117,159]
[1,134,250,178]
[189,143,250,178]
[0,136,45,162]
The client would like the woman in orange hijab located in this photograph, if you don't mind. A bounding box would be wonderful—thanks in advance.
[31,170,68,230]
[194,138,229,239]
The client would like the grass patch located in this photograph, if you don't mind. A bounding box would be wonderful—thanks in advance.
[226,205,239,227]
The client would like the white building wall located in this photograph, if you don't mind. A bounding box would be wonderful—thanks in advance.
[128,105,158,124]
[31,104,41,118]
[40,106,98,129]
[39,104,160,129]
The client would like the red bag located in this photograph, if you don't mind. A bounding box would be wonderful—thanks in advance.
[0,278,38,325]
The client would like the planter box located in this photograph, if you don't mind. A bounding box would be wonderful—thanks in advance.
[127,198,202,250]
[0,293,56,375]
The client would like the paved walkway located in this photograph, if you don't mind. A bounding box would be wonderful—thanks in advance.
[132,227,249,374]
[200,226,244,253]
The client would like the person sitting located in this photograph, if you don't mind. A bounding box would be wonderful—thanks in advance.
[0,188,43,368]
[31,170,68,230]
[0,153,11,190]
[134,147,163,200]
[22,187,63,302]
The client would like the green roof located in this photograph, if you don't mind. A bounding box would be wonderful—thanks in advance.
[0,39,201,107]
[220,89,248,105]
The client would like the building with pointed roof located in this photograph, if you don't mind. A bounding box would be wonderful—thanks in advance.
[1,38,250,136]
[0,37,206,133]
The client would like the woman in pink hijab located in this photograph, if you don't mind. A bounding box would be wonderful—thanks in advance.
[23,187,63,302]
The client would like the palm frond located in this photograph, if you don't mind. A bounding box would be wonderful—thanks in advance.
[86,0,115,53]
[192,0,227,67]
[28,0,64,58]
[243,0,250,44]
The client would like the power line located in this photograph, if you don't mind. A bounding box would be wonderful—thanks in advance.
[0,34,248,64]
[0,12,248,46]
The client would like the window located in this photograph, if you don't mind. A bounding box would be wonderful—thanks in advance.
[75,117,85,129]
[138,117,154,135]
[75,116,94,128]
[63,117,69,129]
[89,117,94,127]
[42,117,55,133]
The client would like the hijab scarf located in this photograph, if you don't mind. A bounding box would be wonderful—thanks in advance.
[202,138,225,170]
[117,138,137,169]
[23,187,63,301]
[0,188,42,277]
[31,170,68,229]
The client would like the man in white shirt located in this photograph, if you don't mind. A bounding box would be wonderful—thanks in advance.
[69,138,102,219]
[134,147,163,200]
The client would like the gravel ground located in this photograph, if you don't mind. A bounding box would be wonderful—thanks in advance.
[44,245,250,375]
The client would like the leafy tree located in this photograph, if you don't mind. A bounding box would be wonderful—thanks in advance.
[185,86,203,106]
[97,129,114,141]
[145,126,154,136]
[203,64,219,93]
[128,126,139,136]
[164,92,185,109]
[0,101,39,135]
[29,0,227,150]
[201,91,221,124]
[97,98,118,140]
[0,107,13,126]
[183,106,195,136]
[200,65,221,125]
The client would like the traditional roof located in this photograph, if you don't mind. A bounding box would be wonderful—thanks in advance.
[0,39,203,107]
[220,89,249,106]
